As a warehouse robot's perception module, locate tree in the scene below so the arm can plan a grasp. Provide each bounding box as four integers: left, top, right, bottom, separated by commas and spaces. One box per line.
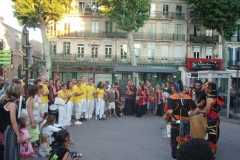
98, 0, 150, 67
185, 0, 240, 70
12, 0, 72, 79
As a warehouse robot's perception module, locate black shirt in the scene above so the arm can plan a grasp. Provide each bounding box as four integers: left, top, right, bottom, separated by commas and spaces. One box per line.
196, 90, 206, 108
49, 146, 70, 160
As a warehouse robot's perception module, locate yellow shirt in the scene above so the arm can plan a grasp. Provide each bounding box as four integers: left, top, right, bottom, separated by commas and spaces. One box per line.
86, 85, 95, 100
96, 88, 104, 99
66, 89, 73, 102
40, 83, 49, 104
58, 90, 65, 101
79, 82, 87, 99
72, 85, 81, 103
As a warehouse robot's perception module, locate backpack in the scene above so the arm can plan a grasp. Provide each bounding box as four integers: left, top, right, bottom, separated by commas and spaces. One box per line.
0, 101, 12, 133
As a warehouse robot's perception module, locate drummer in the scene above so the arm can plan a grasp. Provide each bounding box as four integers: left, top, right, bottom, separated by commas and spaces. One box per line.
163, 80, 198, 159
195, 80, 207, 109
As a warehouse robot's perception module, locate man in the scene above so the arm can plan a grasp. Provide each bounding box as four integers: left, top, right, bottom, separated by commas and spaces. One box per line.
86, 78, 95, 119
114, 82, 123, 116
40, 76, 49, 113
79, 76, 87, 121
195, 80, 206, 109
0, 77, 4, 96
72, 79, 83, 125
124, 80, 135, 115
105, 80, 111, 91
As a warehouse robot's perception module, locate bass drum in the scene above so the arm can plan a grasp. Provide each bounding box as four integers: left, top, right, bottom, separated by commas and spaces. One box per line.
190, 114, 207, 138
49, 104, 59, 121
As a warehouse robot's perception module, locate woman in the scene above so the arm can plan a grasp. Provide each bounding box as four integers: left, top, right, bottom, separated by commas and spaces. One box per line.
57, 83, 69, 128
199, 82, 220, 158
136, 85, 145, 117
1, 83, 23, 160
41, 115, 61, 145
156, 85, 163, 116
26, 84, 41, 149
66, 81, 73, 126
95, 81, 105, 120
49, 130, 79, 160
53, 80, 61, 99
164, 80, 198, 159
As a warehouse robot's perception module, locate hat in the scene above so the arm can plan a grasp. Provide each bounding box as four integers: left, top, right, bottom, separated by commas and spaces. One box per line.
12, 77, 21, 84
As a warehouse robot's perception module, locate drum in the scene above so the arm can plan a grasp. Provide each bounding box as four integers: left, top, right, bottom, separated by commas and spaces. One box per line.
49, 104, 58, 114
190, 114, 207, 138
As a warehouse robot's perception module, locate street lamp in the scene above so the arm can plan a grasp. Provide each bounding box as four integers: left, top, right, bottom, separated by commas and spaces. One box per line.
135, 73, 138, 87
88, 43, 100, 83
154, 74, 157, 114
115, 73, 118, 82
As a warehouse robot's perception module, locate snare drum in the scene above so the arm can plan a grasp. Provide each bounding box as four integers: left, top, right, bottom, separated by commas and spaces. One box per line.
190, 114, 207, 138
49, 104, 58, 114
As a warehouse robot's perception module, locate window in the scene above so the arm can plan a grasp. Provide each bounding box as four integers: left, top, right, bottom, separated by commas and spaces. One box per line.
79, 2, 85, 13
65, 6, 70, 13
193, 46, 200, 58
206, 47, 213, 59
64, 22, 70, 35
63, 42, 70, 54
174, 46, 182, 63
15, 36, 20, 50
77, 44, 84, 57
161, 45, 169, 62
148, 45, 155, 63
134, 44, 141, 61
150, 4, 156, 18
194, 26, 201, 36
176, 5, 182, 13
206, 29, 212, 36
175, 24, 183, 40
91, 0, 98, 13
162, 23, 169, 40
49, 23, 57, 36
91, 46, 98, 58
105, 45, 112, 58
120, 44, 127, 59
92, 21, 99, 36
148, 23, 156, 39
163, 4, 169, 17
105, 22, 112, 32
49, 41, 57, 54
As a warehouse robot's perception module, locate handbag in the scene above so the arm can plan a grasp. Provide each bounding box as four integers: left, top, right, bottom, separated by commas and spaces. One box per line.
54, 98, 65, 106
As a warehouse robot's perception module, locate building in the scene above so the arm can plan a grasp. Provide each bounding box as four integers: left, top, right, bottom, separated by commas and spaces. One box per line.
43, 0, 223, 85
0, 17, 22, 78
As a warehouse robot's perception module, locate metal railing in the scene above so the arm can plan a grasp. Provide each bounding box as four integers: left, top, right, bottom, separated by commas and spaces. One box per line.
190, 34, 219, 43
48, 54, 186, 65
149, 11, 185, 20
47, 31, 185, 41
228, 36, 240, 42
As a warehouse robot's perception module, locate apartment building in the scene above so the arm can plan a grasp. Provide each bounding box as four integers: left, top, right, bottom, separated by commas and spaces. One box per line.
44, 0, 222, 85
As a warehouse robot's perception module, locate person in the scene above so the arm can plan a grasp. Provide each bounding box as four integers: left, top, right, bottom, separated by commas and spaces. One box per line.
105, 80, 111, 91
136, 85, 145, 117
79, 76, 87, 122
230, 83, 237, 110
57, 83, 68, 128
106, 86, 117, 118
35, 85, 44, 118
114, 82, 124, 116
48, 78, 55, 106
49, 129, 79, 160
177, 138, 214, 160
148, 91, 155, 115
86, 78, 95, 119
40, 76, 49, 113
40, 112, 49, 130
26, 84, 41, 148
53, 80, 61, 99
1, 83, 23, 160
19, 116, 36, 159
39, 134, 51, 157
164, 80, 198, 159
124, 80, 135, 115
72, 80, 83, 125
198, 82, 221, 158
95, 81, 106, 120
195, 80, 206, 109
156, 85, 163, 116
66, 81, 74, 125
42, 114, 61, 145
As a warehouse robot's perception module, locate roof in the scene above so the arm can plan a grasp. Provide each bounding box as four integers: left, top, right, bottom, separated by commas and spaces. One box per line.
114, 66, 178, 73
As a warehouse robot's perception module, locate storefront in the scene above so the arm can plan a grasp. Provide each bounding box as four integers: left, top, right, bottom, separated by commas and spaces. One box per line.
186, 58, 222, 87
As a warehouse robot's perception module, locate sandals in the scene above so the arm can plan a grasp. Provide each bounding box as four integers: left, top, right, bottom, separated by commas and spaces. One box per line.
31, 154, 39, 158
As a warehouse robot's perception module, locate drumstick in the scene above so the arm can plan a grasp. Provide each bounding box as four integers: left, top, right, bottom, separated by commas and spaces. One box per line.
18, 96, 23, 118
65, 96, 72, 104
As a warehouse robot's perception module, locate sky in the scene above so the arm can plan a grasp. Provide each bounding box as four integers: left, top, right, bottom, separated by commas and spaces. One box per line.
0, 0, 42, 42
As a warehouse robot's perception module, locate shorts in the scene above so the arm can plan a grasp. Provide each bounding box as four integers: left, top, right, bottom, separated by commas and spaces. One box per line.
108, 102, 115, 109
149, 103, 155, 110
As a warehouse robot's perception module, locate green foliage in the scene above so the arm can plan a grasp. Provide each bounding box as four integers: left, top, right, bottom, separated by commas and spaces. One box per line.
185, 0, 240, 39
98, 0, 151, 31
13, 0, 72, 28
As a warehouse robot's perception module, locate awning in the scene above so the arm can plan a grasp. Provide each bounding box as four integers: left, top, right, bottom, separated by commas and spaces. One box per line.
114, 66, 178, 73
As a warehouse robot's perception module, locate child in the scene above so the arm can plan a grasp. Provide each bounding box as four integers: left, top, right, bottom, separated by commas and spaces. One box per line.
39, 134, 51, 157
149, 91, 155, 115
106, 87, 118, 118
19, 116, 38, 159
40, 112, 49, 130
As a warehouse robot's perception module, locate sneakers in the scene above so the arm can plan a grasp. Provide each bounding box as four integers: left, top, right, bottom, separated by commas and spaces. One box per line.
79, 117, 87, 122
75, 121, 82, 125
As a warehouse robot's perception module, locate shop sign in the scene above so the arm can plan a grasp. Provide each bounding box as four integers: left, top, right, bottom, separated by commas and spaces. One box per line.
191, 62, 218, 70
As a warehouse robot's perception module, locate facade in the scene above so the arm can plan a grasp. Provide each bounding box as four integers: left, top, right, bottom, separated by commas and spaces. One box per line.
0, 17, 22, 78
42, 0, 223, 86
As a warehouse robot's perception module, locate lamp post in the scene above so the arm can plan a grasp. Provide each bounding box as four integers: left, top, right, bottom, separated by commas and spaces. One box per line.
154, 74, 157, 113
115, 73, 118, 83
88, 43, 100, 83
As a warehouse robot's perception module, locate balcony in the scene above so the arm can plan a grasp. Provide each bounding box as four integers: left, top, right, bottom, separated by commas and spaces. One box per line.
228, 36, 240, 42
190, 34, 219, 43
228, 60, 240, 66
47, 30, 185, 41
149, 11, 185, 20
189, 11, 200, 19
47, 54, 186, 65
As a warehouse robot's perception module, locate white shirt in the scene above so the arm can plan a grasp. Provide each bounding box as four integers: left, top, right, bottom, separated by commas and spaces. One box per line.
41, 125, 61, 144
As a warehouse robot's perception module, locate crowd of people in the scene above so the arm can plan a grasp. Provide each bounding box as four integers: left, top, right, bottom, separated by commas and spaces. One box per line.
0, 75, 222, 160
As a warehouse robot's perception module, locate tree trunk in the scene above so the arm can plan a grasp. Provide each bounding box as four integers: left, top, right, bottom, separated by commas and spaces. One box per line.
127, 30, 137, 66
40, 22, 51, 79
221, 34, 229, 70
